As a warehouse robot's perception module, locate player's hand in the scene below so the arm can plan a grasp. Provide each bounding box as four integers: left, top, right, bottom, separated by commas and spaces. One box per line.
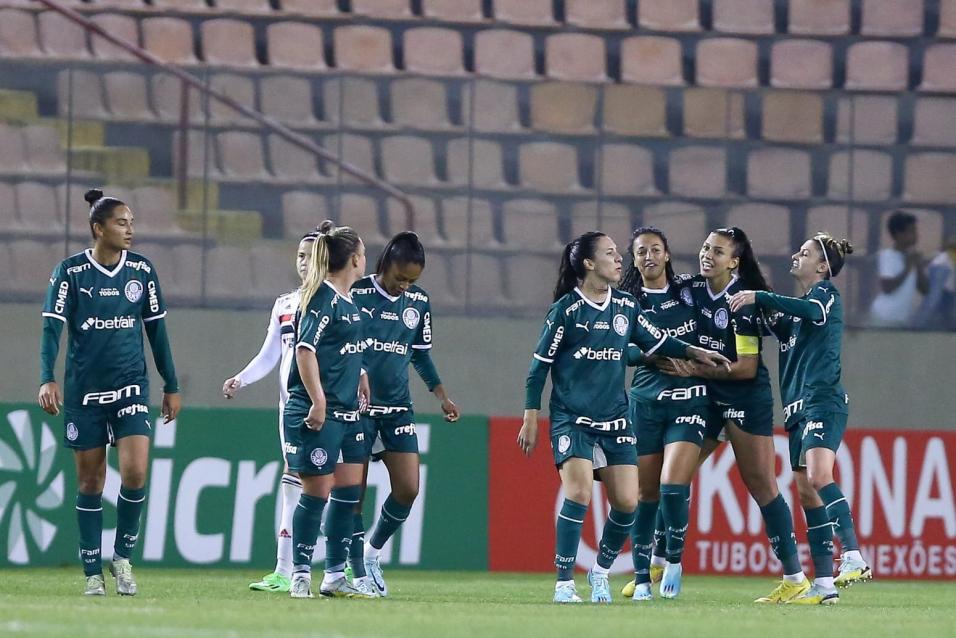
304, 403, 325, 432
517, 410, 538, 457
728, 290, 757, 313
222, 376, 241, 399
688, 346, 732, 372
441, 397, 460, 422
38, 382, 61, 416
162, 392, 181, 423
357, 374, 370, 413
661, 358, 698, 378
655, 357, 682, 375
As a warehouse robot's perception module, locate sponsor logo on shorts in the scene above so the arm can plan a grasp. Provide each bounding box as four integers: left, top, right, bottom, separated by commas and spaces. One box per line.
355, 432, 365, 442
66, 422, 78, 441
394, 424, 416, 436
367, 405, 409, 417
675, 414, 707, 428
283, 442, 298, 455
99, 288, 119, 297
613, 314, 629, 336
332, 410, 361, 423
575, 416, 628, 432
402, 307, 421, 330
125, 280, 144, 304
714, 308, 729, 330
54, 281, 69, 315
723, 408, 746, 421
803, 421, 824, 439
557, 434, 571, 454
656, 385, 707, 401
616, 435, 637, 445
784, 399, 804, 421
573, 347, 622, 361
117, 403, 149, 419
81, 315, 136, 331
82, 384, 142, 406
310, 448, 328, 468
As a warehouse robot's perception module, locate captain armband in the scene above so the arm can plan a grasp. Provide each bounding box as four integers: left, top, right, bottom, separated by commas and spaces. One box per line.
734, 334, 759, 356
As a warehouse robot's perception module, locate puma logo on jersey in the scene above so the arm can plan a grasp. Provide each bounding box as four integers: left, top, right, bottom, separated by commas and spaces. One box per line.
643, 307, 657, 315
575, 321, 590, 332
309, 309, 320, 317
361, 308, 374, 318
80, 287, 94, 298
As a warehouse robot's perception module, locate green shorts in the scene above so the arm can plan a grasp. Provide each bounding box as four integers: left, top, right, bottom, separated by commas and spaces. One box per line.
283, 405, 364, 475
705, 399, 775, 440
364, 407, 418, 457
630, 399, 708, 456
63, 398, 152, 450
549, 408, 637, 469
788, 411, 848, 470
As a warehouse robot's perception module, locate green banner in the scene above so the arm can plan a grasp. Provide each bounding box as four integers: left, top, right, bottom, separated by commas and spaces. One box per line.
0, 405, 488, 570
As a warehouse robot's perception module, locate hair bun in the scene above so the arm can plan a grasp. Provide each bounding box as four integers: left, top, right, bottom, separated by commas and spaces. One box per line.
84, 188, 104, 205
317, 219, 335, 234
839, 239, 854, 256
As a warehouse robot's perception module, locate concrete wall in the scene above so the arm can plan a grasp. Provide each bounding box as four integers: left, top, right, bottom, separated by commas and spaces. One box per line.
5, 302, 954, 429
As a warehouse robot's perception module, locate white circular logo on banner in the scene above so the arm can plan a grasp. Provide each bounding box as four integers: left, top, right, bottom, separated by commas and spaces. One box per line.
402, 307, 421, 330
310, 448, 328, 468
715, 308, 729, 330
124, 280, 143, 303
612, 314, 629, 336
558, 435, 571, 454
66, 422, 78, 441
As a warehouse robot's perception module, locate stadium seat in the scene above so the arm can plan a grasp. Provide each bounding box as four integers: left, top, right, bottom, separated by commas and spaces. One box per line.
603, 85, 669, 137
446, 138, 509, 190
696, 38, 758, 88
279, 0, 340, 16
217, 131, 269, 180
267, 21, 327, 70
0, 183, 17, 230
104, 72, 154, 121
762, 91, 824, 143
879, 207, 944, 253
172, 130, 221, 179
217, 0, 275, 13
38, 11, 91, 59
269, 134, 328, 183
250, 242, 298, 300
620, 36, 684, 86
10, 240, 63, 293
415, 252, 458, 310
152, 0, 210, 9
165, 244, 201, 298
281, 190, 330, 237
381, 136, 441, 186
640, 201, 707, 255
142, 17, 197, 65
260, 75, 320, 126
391, 78, 455, 130
474, 30, 536, 79
912, 98, 956, 147
0, 10, 42, 58
334, 25, 395, 73
725, 203, 792, 256
683, 88, 745, 139
501, 198, 562, 250
788, 0, 850, 35
22, 125, 65, 174
712, 0, 775, 34
518, 142, 583, 193
903, 153, 956, 203
14, 182, 62, 232
352, 0, 412, 18
57, 70, 108, 120
668, 146, 726, 198
57, 182, 96, 236
206, 245, 255, 301
441, 196, 498, 247
806, 205, 869, 256
827, 149, 893, 202
0, 125, 27, 174
570, 202, 632, 245
845, 42, 909, 91
861, 0, 923, 37
493, 0, 556, 26
460, 80, 522, 131
746, 148, 811, 200
598, 144, 658, 196
324, 133, 377, 184
132, 186, 180, 234
201, 19, 258, 67
637, 0, 700, 31
565, 0, 629, 30
386, 196, 443, 246
920, 44, 956, 92
836, 96, 898, 144
940, 0, 956, 37
530, 82, 597, 134
322, 78, 384, 127
503, 254, 557, 310
89, 13, 139, 62
770, 39, 833, 89
403, 28, 466, 76
546, 33, 607, 82
339, 193, 386, 245
450, 252, 507, 307
151, 72, 204, 122
423, 0, 484, 22
208, 73, 256, 123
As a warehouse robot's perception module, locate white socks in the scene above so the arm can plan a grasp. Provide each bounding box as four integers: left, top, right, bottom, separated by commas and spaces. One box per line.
275, 474, 302, 579
364, 540, 381, 560
783, 572, 807, 584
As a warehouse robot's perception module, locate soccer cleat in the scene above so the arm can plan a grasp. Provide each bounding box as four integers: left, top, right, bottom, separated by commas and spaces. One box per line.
835, 558, 872, 588
660, 562, 682, 599
630, 582, 653, 602
553, 581, 582, 604
320, 575, 377, 599
289, 575, 314, 599
786, 583, 840, 605
364, 556, 388, 597
344, 564, 354, 584
249, 571, 291, 592
587, 569, 611, 604
109, 558, 137, 596
352, 577, 380, 598
754, 578, 811, 604
621, 564, 664, 598
84, 574, 106, 596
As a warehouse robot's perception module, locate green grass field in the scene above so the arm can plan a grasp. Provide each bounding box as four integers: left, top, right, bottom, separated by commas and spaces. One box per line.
0, 569, 952, 638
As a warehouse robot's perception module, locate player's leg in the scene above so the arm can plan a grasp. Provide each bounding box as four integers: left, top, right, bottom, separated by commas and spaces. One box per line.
628, 451, 661, 601
321, 460, 373, 598
345, 460, 369, 589
589, 436, 638, 604
111, 433, 150, 595
74, 446, 107, 596
364, 451, 418, 597
554, 455, 593, 603
657, 438, 701, 599
789, 464, 839, 606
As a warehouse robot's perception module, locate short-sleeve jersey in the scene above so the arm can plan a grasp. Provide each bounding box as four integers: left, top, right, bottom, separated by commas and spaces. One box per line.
687, 275, 772, 406
273, 290, 300, 407
287, 281, 364, 416
351, 275, 432, 410
767, 281, 849, 428
532, 287, 686, 422
42, 249, 167, 409
630, 277, 708, 405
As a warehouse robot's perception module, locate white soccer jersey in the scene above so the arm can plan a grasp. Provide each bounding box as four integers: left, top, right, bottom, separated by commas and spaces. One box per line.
236, 289, 300, 409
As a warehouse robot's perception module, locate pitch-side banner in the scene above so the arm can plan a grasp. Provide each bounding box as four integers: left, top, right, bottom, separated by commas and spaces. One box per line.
488, 418, 956, 580
0, 405, 487, 569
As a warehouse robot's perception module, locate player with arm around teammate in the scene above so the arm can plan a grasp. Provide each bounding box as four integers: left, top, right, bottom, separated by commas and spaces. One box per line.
729, 233, 869, 603
517, 231, 730, 604
38, 189, 180, 596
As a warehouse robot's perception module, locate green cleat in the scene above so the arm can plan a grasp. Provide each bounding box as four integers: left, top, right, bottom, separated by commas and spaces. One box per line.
249, 571, 291, 593
84, 574, 106, 596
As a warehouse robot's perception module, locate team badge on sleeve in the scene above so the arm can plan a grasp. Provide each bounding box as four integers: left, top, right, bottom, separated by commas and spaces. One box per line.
714, 308, 729, 329
124, 280, 144, 303
613, 314, 629, 336
310, 448, 328, 468
681, 287, 694, 306
402, 307, 421, 330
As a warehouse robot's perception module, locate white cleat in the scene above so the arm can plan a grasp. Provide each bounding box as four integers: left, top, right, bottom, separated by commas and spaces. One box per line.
109, 559, 137, 596
320, 575, 377, 599
352, 576, 380, 598
660, 562, 682, 599
553, 581, 582, 603
631, 582, 653, 601
84, 574, 106, 596
364, 556, 388, 597
289, 575, 314, 599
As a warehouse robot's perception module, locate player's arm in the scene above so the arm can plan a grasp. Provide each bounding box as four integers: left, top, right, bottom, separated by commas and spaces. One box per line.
729, 289, 825, 323
296, 302, 329, 431
520, 306, 563, 456
39, 264, 69, 416
411, 305, 459, 422
142, 270, 180, 422
224, 299, 283, 398
630, 310, 731, 370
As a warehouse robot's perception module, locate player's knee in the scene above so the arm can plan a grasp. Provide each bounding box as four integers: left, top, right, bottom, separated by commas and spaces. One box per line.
393, 483, 419, 505
77, 475, 105, 494
564, 487, 591, 505
806, 468, 833, 492
638, 484, 660, 503
741, 470, 777, 505
614, 494, 639, 513
795, 479, 819, 508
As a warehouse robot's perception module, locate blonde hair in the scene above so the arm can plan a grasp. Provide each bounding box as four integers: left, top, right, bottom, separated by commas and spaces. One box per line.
812, 232, 854, 279
298, 220, 361, 315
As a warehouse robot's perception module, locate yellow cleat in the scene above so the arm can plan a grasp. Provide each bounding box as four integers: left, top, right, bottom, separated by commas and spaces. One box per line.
754, 578, 811, 604
786, 584, 839, 605
621, 565, 664, 597
834, 559, 872, 588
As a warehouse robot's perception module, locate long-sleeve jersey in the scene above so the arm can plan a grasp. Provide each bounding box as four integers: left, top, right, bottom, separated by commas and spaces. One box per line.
234, 289, 299, 408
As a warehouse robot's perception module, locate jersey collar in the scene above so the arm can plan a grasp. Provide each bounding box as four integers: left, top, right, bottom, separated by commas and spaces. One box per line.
574, 286, 612, 311
323, 279, 354, 304
84, 249, 127, 278
706, 274, 738, 301
371, 275, 400, 302
641, 283, 670, 294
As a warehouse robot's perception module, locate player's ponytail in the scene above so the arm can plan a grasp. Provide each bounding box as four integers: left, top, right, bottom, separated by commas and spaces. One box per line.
620, 226, 676, 295
715, 226, 771, 292
554, 231, 605, 302
813, 232, 854, 279
298, 220, 363, 315
377, 231, 425, 275
85, 188, 126, 240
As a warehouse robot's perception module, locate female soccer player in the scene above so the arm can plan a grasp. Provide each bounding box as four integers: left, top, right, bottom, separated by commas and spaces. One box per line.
284, 220, 371, 599
664, 227, 810, 603
618, 227, 707, 600
349, 232, 460, 597
222, 232, 315, 593
729, 233, 869, 603
518, 231, 730, 604
38, 189, 180, 596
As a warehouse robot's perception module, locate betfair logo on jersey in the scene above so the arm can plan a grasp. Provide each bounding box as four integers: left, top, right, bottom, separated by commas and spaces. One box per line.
575, 416, 628, 432
81, 315, 136, 331
117, 403, 149, 419
573, 347, 622, 361
370, 339, 408, 355
656, 385, 707, 401
338, 340, 368, 355
82, 384, 142, 406
698, 335, 726, 351
780, 334, 798, 353
662, 319, 696, 338
54, 281, 69, 315
675, 414, 707, 428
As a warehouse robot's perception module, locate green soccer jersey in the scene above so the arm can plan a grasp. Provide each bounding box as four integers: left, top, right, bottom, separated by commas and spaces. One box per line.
351, 275, 437, 411
630, 276, 708, 405
287, 281, 365, 416
526, 287, 688, 422
758, 281, 849, 429
41, 249, 173, 409
687, 275, 773, 405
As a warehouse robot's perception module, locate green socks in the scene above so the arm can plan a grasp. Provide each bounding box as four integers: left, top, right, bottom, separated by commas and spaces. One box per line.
759, 494, 802, 576
325, 485, 363, 574
292, 493, 327, 575
652, 508, 668, 560
819, 482, 860, 552
350, 511, 367, 578
805, 505, 834, 579
660, 484, 690, 564
113, 485, 146, 560
596, 508, 636, 570
369, 494, 413, 551
555, 499, 587, 581
631, 500, 659, 584
76, 492, 103, 577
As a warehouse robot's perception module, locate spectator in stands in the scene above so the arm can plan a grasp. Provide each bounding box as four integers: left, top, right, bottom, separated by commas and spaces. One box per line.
913, 236, 956, 331
869, 211, 928, 328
